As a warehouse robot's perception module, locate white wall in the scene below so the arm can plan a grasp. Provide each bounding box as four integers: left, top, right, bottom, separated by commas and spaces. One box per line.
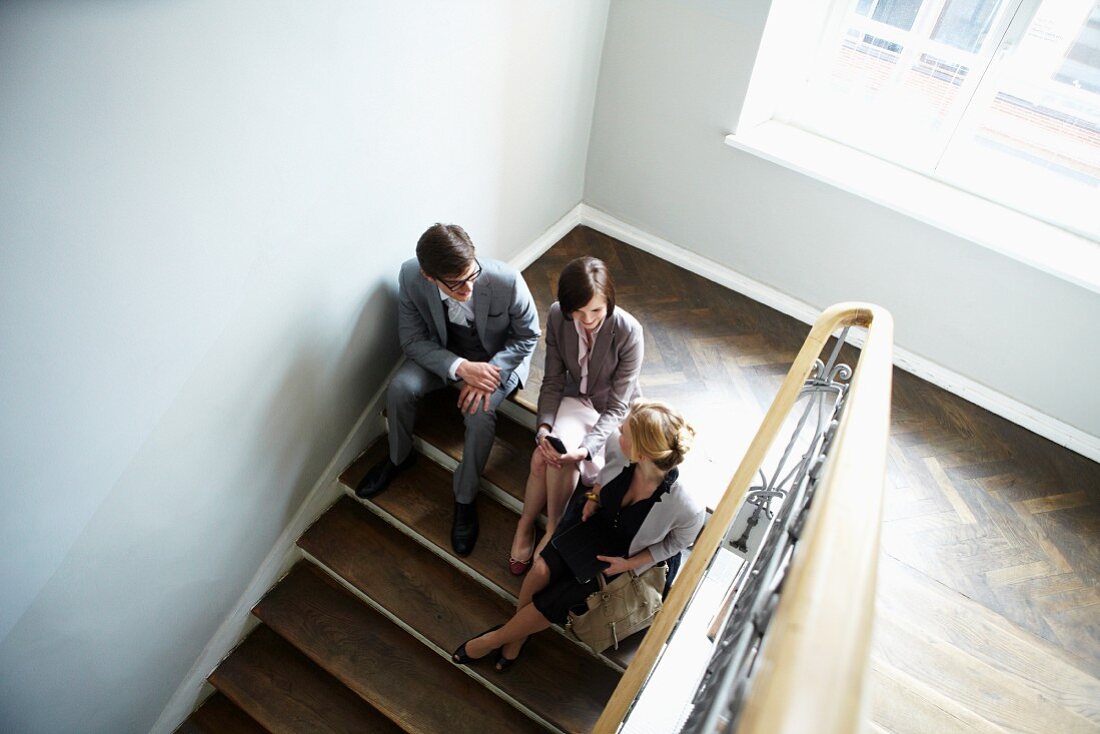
585, 0, 1100, 441
0, 2, 608, 731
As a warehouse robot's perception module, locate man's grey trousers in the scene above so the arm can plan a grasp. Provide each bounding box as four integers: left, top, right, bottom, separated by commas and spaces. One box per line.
386, 360, 519, 504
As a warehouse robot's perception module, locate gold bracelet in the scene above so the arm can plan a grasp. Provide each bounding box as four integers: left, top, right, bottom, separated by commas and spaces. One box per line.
585, 491, 600, 505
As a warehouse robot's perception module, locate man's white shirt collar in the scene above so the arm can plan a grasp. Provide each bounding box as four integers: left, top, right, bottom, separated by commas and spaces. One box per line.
439, 288, 475, 326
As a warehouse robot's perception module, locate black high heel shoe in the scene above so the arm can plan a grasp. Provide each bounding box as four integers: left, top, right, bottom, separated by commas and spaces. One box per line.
451, 625, 502, 665
495, 636, 529, 672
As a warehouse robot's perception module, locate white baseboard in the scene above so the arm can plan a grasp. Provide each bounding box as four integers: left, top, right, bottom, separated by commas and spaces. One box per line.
578, 204, 1100, 465
510, 202, 586, 271
579, 204, 821, 326
150, 370, 394, 734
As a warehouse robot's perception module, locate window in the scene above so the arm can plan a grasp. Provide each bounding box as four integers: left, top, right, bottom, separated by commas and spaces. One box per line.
778, 0, 1100, 239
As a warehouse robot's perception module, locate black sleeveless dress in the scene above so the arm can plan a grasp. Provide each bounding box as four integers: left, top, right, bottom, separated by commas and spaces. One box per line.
532, 465, 676, 624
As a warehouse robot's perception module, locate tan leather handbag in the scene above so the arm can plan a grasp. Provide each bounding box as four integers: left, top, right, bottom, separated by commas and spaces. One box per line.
565, 564, 667, 654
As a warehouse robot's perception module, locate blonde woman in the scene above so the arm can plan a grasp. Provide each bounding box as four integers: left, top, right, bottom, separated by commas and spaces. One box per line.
454, 400, 704, 671
508, 256, 643, 575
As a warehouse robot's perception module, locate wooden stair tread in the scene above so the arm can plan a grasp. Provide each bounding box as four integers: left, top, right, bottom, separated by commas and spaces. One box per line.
509, 389, 538, 415
369, 439, 642, 669
300, 496, 622, 733
177, 692, 269, 734
343, 438, 535, 599
414, 395, 533, 503
255, 562, 544, 734
209, 624, 402, 734
339, 440, 644, 669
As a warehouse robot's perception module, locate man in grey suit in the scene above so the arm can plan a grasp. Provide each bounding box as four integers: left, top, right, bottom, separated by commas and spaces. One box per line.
356, 223, 539, 556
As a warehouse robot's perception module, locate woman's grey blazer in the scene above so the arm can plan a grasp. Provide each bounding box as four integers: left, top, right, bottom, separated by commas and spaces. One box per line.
536, 302, 644, 458
597, 430, 706, 574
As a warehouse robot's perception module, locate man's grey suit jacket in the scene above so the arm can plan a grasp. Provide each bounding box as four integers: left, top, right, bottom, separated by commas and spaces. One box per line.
397, 257, 540, 387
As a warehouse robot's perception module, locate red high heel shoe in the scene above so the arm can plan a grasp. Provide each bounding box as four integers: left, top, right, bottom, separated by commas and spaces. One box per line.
508, 556, 532, 576
508, 527, 536, 576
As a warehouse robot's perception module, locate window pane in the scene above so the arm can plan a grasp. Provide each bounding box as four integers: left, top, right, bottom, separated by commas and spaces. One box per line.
1054, 2, 1100, 93
931, 0, 1001, 52
800, 0, 1005, 164
832, 30, 905, 96
869, 0, 924, 31
939, 0, 1100, 237
900, 52, 971, 117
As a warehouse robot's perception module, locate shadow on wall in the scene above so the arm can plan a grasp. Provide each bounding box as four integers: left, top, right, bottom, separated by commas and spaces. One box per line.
250, 284, 402, 530
153, 267, 406, 734
0, 277, 403, 734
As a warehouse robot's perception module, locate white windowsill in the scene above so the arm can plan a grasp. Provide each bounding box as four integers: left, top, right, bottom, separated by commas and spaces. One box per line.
724, 121, 1100, 295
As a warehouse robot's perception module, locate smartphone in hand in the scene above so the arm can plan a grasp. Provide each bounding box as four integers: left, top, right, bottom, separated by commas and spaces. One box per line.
545, 434, 567, 454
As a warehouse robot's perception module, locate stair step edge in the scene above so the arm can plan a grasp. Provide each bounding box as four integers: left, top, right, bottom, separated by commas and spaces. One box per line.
295, 552, 566, 734
410, 434, 528, 517
335, 439, 640, 670
209, 625, 404, 734
331, 489, 627, 675
344, 489, 517, 606
501, 398, 537, 429
178, 691, 270, 734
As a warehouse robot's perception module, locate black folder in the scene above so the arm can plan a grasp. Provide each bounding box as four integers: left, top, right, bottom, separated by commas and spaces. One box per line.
551, 520, 610, 584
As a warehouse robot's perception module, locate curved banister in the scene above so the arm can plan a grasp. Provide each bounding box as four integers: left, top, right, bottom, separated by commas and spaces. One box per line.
593, 302, 893, 734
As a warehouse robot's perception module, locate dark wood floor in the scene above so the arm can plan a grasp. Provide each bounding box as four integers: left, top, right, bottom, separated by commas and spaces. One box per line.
520, 226, 1100, 733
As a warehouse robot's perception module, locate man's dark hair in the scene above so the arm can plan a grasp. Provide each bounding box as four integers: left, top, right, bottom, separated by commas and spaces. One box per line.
416, 223, 476, 278
558, 256, 616, 319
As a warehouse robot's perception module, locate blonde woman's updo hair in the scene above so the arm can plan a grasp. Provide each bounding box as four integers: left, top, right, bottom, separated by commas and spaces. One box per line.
625, 399, 695, 472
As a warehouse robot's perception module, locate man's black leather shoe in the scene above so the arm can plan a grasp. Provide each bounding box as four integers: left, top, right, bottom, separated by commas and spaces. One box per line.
355, 453, 416, 499
452, 500, 479, 556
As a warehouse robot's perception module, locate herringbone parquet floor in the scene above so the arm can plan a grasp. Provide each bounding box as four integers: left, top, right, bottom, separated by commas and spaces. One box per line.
521, 226, 1100, 733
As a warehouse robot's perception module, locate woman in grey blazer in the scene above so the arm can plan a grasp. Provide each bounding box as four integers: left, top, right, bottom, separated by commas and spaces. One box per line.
454, 400, 704, 670
508, 256, 644, 575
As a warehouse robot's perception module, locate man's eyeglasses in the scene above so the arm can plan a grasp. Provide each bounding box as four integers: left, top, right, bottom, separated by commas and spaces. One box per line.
436, 260, 482, 291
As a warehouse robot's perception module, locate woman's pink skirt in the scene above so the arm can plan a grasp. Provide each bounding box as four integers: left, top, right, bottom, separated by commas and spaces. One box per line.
552, 396, 605, 486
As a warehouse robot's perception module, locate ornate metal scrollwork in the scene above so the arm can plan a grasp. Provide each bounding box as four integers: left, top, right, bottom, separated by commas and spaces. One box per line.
680, 328, 853, 734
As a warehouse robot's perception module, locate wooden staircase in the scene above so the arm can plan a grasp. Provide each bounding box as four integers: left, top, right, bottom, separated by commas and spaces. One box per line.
178, 396, 642, 733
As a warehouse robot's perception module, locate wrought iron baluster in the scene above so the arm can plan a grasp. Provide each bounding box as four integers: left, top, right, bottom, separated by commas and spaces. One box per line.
679, 329, 854, 734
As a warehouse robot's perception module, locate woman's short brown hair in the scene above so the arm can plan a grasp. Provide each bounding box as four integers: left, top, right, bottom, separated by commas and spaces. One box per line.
416, 223, 476, 278
557, 256, 615, 319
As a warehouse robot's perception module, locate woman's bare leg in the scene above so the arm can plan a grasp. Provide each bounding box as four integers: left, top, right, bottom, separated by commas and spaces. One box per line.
509, 450, 548, 562
498, 557, 554, 661
461, 558, 553, 661
516, 556, 551, 609
463, 603, 552, 660
534, 462, 580, 557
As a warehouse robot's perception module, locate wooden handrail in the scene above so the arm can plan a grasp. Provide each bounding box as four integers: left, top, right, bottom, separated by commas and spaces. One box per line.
593, 302, 893, 734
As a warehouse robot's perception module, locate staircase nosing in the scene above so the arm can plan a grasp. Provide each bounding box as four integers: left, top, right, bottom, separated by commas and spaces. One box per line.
181, 690, 272, 734
381, 395, 542, 514
344, 489, 519, 607
201, 681, 260, 733
409, 434, 530, 517
210, 623, 406, 734
206, 616, 263, 688
204, 628, 307, 731
500, 398, 538, 429
341, 488, 628, 675
296, 551, 565, 734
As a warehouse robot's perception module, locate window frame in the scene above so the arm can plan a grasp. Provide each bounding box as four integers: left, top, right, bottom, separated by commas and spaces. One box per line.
728, 0, 1100, 292
763, 0, 1098, 241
